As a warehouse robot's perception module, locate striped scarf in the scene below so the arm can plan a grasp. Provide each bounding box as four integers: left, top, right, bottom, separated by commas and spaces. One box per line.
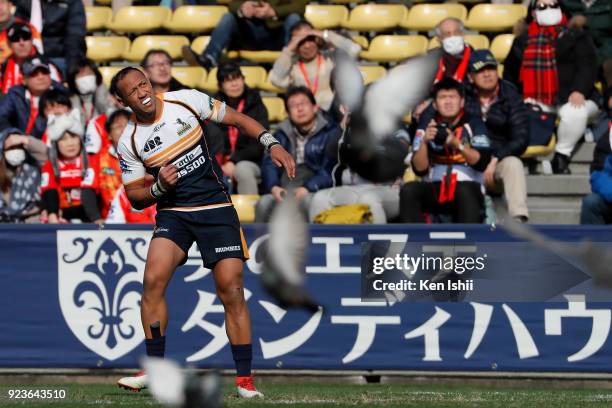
519, 17, 567, 106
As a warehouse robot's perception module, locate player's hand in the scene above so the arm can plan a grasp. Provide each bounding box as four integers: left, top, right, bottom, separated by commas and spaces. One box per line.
293, 186, 309, 202
271, 186, 286, 203
270, 144, 296, 179
424, 120, 437, 142
484, 157, 498, 189
143, 173, 155, 187
158, 159, 179, 190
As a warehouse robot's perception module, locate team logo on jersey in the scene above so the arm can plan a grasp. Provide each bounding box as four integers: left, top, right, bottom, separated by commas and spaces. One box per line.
175, 118, 192, 136
144, 136, 163, 153
153, 122, 166, 133
57, 231, 148, 360
117, 154, 131, 174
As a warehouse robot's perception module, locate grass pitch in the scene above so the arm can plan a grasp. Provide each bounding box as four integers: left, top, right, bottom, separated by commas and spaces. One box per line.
1, 381, 612, 407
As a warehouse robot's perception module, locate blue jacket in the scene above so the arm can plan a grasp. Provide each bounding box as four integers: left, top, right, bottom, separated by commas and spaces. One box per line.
262, 111, 340, 193
591, 155, 612, 203
0, 81, 64, 140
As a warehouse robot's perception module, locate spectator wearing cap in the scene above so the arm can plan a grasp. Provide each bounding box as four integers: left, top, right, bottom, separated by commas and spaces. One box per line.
505, 0, 599, 174
0, 57, 65, 141
0, 22, 61, 94
66, 57, 111, 126
269, 20, 361, 111
141, 49, 187, 95
205, 62, 268, 194
466, 50, 530, 222
0, 0, 41, 65
182, 0, 306, 69
14, 0, 86, 75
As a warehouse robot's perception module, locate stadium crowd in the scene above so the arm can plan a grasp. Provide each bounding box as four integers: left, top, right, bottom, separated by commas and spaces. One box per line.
0, 0, 610, 225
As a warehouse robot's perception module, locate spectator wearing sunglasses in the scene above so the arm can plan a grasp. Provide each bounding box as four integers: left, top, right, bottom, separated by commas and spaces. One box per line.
505, 0, 598, 174
0, 22, 60, 95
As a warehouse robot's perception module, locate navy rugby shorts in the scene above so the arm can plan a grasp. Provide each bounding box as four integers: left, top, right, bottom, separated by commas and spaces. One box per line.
152, 204, 249, 269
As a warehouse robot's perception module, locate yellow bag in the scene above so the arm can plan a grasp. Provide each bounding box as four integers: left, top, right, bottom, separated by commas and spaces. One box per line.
313, 204, 373, 224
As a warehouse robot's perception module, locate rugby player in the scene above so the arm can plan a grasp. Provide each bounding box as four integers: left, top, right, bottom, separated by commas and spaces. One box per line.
112, 67, 295, 398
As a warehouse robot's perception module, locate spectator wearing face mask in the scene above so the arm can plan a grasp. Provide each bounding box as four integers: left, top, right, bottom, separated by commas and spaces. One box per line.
39, 108, 101, 224
0, 128, 47, 222
269, 20, 361, 111
141, 49, 187, 95
0, 22, 61, 94
505, 0, 598, 174
67, 57, 111, 125
0, 57, 65, 140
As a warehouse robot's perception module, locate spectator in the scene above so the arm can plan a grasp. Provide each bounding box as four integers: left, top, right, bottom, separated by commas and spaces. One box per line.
205, 62, 267, 194
105, 185, 156, 224
40, 110, 101, 224
400, 78, 491, 223
255, 86, 340, 222
0, 57, 64, 139
269, 20, 361, 110
141, 49, 187, 94
0, 22, 61, 94
0, 128, 47, 222
0, 1, 42, 65
466, 50, 530, 222
14, 0, 87, 75
504, 0, 598, 174
83, 94, 122, 155
580, 88, 612, 224
98, 109, 130, 220
182, 0, 306, 69
66, 57, 111, 125
561, 0, 612, 88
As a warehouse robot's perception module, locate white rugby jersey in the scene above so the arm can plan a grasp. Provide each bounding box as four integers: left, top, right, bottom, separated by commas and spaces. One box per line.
116, 89, 232, 211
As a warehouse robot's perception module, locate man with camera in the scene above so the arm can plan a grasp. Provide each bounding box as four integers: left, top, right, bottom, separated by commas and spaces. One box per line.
400, 78, 491, 223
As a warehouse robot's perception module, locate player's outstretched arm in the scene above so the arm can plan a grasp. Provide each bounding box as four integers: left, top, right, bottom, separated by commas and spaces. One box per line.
124, 162, 178, 210
222, 107, 296, 179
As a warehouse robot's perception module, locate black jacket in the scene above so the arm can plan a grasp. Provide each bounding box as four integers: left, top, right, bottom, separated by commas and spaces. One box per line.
15, 0, 86, 66
464, 79, 529, 160
504, 27, 598, 104
168, 77, 188, 92
205, 86, 268, 164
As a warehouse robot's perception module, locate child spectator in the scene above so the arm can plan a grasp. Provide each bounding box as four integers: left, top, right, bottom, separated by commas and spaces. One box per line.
0, 128, 47, 222
40, 111, 101, 223
66, 57, 111, 125
269, 20, 361, 110
98, 109, 129, 219
205, 62, 267, 194
0, 22, 61, 93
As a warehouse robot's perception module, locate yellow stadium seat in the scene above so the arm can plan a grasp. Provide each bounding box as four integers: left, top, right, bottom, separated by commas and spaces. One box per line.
401, 4, 468, 32
86, 36, 130, 63
123, 35, 189, 62
171, 66, 207, 89
107, 6, 171, 33
351, 35, 369, 50
262, 97, 287, 123
498, 64, 504, 77
96, 0, 111, 4
231, 194, 260, 223
342, 4, 408, 32
259, 73, 286, 94
238, 50, 281, 64
164, 6, 228, 33
86, 7, 111, 32
429, 34, 490, 50
490, 34, 515, 62
99, 66, 128, 88
129, 36, 190, 63
329, 0, 365, 4
360, 35, 428, 63
358, 65, 386, 85
522, 135, 556, 159
305, 5, 348, 30
197, 70, 216, 94
465, 4, 527, 32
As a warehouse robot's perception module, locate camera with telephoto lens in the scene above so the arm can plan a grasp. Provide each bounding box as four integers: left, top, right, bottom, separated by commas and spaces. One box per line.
434, 122, 450, 146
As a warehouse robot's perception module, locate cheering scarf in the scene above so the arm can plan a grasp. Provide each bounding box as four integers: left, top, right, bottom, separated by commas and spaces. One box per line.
519, 16, 567, 106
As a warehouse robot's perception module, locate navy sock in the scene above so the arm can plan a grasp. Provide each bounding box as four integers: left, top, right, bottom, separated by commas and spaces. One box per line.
231, 343, 252, 377
145, 336, 166, 358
